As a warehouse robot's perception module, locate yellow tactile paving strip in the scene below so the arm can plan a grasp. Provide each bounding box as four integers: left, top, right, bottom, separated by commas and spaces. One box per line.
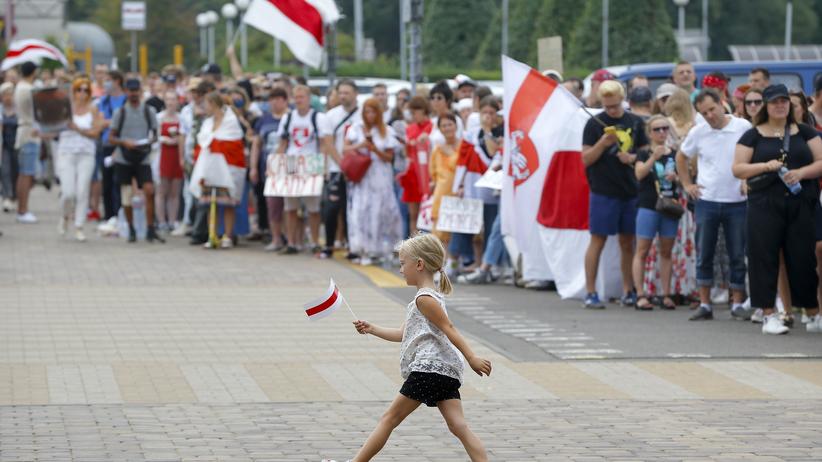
0, 364, 50, 405
766, 361, 822, 389
635, 362, 771, 400
113, 362, 197, 404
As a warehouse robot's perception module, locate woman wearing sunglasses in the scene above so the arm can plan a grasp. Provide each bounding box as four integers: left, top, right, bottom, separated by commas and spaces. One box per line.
632, 115, 681, 310
741, 88, 765, 123
56, 77, 103, 241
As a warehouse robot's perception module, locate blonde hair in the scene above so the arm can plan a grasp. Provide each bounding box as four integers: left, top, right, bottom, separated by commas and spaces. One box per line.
396, 233, 452, 295
598, 80, 625, 98
663, 88, 694, 126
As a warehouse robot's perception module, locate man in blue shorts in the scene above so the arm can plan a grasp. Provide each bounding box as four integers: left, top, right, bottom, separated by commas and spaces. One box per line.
581, 80, 648, 309
13, 61, 41, 224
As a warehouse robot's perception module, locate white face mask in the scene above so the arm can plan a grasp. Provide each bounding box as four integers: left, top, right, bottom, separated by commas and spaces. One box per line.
403, 109, 411, 121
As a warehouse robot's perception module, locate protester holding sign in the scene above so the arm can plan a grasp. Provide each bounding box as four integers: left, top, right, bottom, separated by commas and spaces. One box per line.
272, 84, 329, 255
344, 98, 402, 265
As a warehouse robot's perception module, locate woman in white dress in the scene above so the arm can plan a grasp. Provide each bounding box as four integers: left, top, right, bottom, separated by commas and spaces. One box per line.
56, 77, 103, 241
344, 98, 402, 264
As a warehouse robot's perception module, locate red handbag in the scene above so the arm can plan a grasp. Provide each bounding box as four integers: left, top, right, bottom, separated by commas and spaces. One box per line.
340, 150, 372, 183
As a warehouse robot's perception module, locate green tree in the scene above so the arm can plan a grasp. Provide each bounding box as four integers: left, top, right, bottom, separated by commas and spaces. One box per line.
567, 0, 677, 70
336, 0, 401, 57
422, 0, 497, 68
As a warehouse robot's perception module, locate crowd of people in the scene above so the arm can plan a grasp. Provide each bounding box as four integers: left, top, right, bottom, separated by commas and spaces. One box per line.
1, 52, 821, 335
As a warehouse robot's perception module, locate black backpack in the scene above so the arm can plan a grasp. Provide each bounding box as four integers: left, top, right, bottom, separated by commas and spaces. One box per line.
280, 109, 320, 151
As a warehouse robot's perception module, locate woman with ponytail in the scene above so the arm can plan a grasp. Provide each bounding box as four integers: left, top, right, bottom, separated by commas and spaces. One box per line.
350, 233, 492, 461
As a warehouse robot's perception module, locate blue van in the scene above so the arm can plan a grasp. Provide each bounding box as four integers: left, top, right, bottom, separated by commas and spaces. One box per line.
589, 60, 822, 96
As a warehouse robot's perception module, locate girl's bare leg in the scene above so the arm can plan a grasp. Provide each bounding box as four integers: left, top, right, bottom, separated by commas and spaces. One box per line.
352, 394, 420, 462
437, 399, 488, 462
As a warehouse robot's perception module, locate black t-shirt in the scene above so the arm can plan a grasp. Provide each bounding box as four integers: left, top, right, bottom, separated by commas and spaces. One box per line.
145, 95, 165, 113
582, 111, 648, 199
636, 148, 678, 210
737, 123, 820, 200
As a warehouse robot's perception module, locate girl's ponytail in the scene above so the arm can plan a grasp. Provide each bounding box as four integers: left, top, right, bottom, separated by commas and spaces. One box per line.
438, 268, 453, 295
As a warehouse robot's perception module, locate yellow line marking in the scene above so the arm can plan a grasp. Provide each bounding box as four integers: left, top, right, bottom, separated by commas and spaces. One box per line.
348, 263, 406, 287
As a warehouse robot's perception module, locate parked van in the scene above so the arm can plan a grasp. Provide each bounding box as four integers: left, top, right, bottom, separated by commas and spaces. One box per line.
586, 60, 822, 96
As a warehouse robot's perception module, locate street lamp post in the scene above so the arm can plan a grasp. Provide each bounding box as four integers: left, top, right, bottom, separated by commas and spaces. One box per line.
222, 3, 238, 52
784, 0, 793, 59
673, 0, 689, 39
196, 13, 208, 57
235, 0, 250, 67
205, 10, 218, 63
601, 0, 608, 67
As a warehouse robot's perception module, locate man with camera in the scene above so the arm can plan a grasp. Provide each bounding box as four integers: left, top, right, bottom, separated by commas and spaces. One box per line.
108, 78, 163, 243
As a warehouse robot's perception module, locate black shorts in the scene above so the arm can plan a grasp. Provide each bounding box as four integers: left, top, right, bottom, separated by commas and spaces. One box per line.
815, 200, 822, 242
115, 162, 153, 187
400, 371, 461, 407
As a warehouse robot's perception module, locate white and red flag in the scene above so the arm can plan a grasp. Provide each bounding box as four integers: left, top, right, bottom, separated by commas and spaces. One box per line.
1, 39, 68, 71
243, 0, 340, 68
501, 56, 621, 300
304, 278, 344, 320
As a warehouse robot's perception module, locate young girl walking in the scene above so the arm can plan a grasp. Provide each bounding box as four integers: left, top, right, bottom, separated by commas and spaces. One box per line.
351, 233, 492, 461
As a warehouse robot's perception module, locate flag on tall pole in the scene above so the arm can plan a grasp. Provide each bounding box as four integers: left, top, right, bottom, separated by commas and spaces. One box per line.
242, 0, 340, 68
1, 39, 68, 71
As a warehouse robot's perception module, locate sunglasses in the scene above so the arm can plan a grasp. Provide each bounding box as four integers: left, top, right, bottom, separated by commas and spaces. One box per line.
74, 87, 91, 93
744, 99, 763, 106
652, 126, 670, 133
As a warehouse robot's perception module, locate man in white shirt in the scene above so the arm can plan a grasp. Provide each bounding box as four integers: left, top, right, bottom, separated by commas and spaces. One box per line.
320, 79, 360, 258
677, 88, 752, 321
274, 84, 331, 254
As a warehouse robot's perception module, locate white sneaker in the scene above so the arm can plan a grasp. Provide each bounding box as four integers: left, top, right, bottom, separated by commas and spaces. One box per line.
75, 229, 86, 242
750, 308, 764, 324
16, 212, 37, 224
57, 217, 67, 235
711, 287, 729, 305
762, 314, 789, 335
806, 314, 822, 333
170, 223, 188, 237
220, 236, 233, 249
359, 256, 373, 266
2, 198, 14, 212
801, 311, 810, 324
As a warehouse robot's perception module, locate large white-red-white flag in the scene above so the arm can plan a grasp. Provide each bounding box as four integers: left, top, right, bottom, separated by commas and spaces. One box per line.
304, 278, 343, 320
502, 56, 621, 300
243, 0, 340, 68
1, 39, 68, 71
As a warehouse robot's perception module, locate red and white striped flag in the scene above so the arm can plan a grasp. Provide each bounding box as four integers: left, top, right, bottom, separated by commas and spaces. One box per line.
1, 39, 68, 71
502, 56, 622, 300
243, 0, 340, 69
304, 278, 343, 320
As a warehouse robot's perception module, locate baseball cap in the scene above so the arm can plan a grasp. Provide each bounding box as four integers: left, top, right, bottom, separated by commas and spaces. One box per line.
541, 69, 563, 82
162, 74, 177, 84
656, 83, 678, 100
201, 63, 222, 76
124, 78, 141, 90
454, 73, 476, 88
591, 69, 616, 82
628, 86, 652, 104
762, 84, 789, 103
186, 77, 203, 91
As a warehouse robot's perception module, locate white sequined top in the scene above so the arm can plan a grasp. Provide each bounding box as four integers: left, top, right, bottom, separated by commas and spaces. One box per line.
399, 288, 465, 383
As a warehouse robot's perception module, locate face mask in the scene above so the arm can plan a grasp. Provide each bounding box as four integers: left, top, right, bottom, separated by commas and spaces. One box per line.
103, 81, 112, 93
403, 109, 411, 120
233, 99, 245, 109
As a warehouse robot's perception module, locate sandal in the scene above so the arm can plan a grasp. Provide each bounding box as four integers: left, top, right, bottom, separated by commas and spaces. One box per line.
635, 295, 654, 311
660, 295, 677, 310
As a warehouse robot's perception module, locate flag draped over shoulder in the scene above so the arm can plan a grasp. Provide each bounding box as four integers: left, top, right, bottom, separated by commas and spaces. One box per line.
501, 56, 622, 300
1, 39, 68, 71
243, 0, 340, 68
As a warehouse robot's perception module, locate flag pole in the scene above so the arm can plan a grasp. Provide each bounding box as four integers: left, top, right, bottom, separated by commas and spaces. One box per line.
230, 12, 245, 48
339, 291, 370, 341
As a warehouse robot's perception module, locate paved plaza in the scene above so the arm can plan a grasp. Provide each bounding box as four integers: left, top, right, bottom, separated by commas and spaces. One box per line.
1, 190, 822, 461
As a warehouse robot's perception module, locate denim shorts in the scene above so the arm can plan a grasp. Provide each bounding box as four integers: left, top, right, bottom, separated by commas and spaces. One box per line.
16, 142, 39, 176
588, 192, 637, 236
636, 207, 679, 239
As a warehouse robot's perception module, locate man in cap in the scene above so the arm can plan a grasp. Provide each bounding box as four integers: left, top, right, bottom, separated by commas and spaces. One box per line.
201, 63, 222, 85
108, 78, 163, 243
454, 74, 477, 101
628, 86, 653, 120
587, 69, 616, 108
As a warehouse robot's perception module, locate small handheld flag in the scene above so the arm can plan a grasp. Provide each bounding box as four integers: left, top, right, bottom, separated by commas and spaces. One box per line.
304, 278, 343, 320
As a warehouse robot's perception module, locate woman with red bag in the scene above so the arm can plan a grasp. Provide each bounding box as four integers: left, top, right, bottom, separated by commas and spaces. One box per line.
398, 95, 433, 235
344, 98, 402, 265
